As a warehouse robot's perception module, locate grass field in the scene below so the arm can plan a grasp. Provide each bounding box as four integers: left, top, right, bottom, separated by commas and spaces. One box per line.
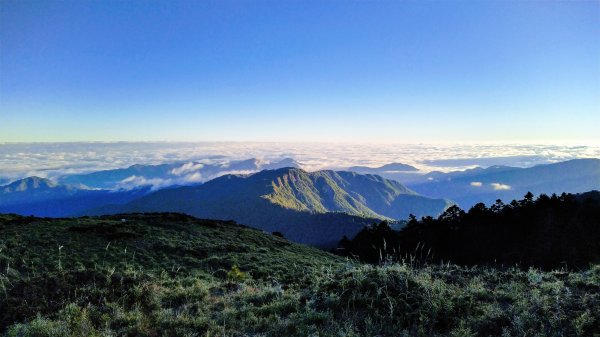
1, 213, 599, 336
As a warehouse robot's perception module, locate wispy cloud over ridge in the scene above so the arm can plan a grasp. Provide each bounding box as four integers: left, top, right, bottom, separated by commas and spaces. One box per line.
170, 162, 205, 176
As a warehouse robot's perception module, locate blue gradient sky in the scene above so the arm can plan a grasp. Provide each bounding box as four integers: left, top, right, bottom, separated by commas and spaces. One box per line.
1, 1, 599, 143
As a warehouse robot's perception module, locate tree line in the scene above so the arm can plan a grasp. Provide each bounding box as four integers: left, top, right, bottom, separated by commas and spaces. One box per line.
337, 191, 600, 269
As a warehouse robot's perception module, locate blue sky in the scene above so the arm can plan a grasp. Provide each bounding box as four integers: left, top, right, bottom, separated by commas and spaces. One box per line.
1, 1, 599, 143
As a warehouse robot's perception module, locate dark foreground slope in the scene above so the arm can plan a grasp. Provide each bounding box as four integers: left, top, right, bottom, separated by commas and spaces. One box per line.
0, 213, 338, 284
0, 213, 342, 332
0, 213, 599, 336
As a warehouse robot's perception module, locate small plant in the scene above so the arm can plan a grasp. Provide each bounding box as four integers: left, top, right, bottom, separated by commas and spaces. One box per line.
57, 245, 64, 272
227, 264, 247, 282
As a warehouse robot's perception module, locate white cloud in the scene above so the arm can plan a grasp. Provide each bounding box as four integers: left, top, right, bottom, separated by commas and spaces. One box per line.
211, 170, 256, 178
116, 175, 173, 191
116, 171, 214, 190
470, 181, 483, 187
170, 162, 204, 176
490, 183, 511, 190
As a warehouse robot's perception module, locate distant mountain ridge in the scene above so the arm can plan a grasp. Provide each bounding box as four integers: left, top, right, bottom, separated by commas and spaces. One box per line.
1, 177, 79, 206
59, 157, 302, 189
105, 167, 452, 247
2, 176, 61, 192
347, 162, 418, 174
406, 158, 600, 208
0, 177, 149, 217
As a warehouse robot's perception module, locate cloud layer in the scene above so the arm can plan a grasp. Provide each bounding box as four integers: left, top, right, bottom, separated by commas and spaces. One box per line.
1, 142, 599, 185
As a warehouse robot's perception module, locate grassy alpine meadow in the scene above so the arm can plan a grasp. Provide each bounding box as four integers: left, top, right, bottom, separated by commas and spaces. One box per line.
0, 213, 599, 337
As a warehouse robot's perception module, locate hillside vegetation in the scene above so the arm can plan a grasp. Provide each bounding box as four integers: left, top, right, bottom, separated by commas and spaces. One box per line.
1, 213, 599, 336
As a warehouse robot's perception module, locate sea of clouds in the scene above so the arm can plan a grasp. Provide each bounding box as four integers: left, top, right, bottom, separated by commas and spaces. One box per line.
1, 142, 599, 185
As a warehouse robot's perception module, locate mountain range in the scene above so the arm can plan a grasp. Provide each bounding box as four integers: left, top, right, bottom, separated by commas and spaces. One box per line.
101, 167, 451, 247
2, 158, 598, 247
0, 168, 451, 247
